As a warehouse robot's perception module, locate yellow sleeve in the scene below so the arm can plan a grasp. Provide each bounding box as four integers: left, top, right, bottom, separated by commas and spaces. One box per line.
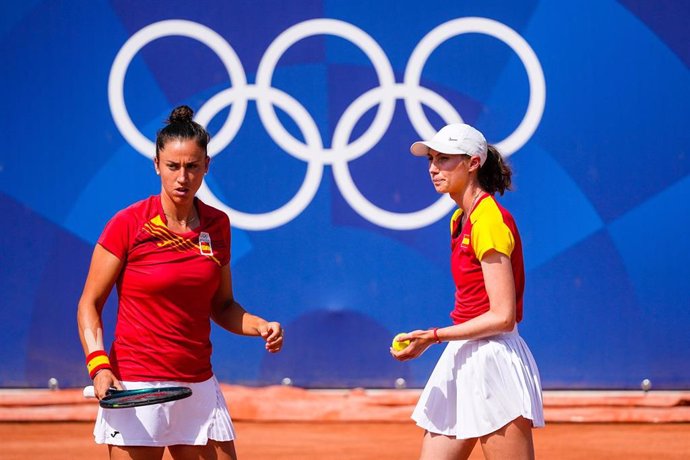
470, 200, 515, 260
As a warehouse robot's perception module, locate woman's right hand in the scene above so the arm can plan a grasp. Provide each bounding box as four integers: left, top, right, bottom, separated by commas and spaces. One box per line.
389, 329, 435, 361
92, 369, 123, 400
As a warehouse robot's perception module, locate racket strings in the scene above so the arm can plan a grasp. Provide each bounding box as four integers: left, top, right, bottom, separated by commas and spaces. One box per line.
101, 387, 192, 408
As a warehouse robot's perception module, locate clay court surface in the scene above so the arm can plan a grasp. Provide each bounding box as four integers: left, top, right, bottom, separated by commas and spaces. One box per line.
2, 421, 690, 459
1, 385, 689, 459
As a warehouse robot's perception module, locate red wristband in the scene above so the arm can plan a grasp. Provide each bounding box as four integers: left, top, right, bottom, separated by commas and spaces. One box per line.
86, 350, 112, 379
432, 327, 442, 344
85, 350, 107, 363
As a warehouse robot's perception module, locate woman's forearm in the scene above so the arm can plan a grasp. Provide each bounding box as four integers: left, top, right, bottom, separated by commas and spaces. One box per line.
211, 300, 268, 336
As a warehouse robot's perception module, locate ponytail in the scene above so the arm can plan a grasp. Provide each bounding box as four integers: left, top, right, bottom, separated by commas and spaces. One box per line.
477, 145, 512, 195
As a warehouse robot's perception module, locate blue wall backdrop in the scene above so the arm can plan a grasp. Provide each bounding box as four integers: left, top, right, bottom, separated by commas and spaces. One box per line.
1, 0, 688, 389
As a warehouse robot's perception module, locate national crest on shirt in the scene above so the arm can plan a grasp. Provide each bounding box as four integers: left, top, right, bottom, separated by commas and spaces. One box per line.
199, 232, 213, 256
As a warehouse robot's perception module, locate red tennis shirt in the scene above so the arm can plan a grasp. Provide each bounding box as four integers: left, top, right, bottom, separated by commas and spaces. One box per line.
98, 195, 230, 382
449, 194, 525, 324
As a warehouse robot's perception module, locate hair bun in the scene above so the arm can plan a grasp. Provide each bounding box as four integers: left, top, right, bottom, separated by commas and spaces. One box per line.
167, 105, 194, 124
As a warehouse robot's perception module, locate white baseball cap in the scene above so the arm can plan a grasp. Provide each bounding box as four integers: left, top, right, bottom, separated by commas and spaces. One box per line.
410, 123, 488, 165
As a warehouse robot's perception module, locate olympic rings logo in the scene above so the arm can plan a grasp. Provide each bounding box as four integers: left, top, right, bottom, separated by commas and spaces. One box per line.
108, 18, 545, 231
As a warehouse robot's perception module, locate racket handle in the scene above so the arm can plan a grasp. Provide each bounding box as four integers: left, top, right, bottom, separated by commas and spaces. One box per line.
83, 385, 95, 399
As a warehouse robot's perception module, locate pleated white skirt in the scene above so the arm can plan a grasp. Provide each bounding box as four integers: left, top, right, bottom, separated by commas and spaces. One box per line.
411, 327, 544, 439
94, 375, 236, 446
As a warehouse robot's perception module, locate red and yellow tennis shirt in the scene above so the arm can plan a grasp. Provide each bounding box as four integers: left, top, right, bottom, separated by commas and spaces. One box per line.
449, 194, 525, 324
98, 195, 230, 382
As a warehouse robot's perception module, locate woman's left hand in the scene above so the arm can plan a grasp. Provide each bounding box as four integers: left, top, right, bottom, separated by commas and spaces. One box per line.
390, 329, 435, 361
259, 322, 284, 353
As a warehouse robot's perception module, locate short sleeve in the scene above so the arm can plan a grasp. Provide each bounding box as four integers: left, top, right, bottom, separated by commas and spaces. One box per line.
471, 206, 515, 261
219, 212, 231, 267
97, 210, 133, 261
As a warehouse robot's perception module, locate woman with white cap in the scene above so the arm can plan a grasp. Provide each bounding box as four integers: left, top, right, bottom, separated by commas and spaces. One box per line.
391, 123, 544, 459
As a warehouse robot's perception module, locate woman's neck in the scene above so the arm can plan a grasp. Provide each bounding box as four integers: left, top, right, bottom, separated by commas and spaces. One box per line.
160, 194, 196, 224
454, 183, 484, 215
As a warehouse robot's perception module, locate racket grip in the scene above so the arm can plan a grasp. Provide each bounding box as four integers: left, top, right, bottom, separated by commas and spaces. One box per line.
83, 385, 95, 399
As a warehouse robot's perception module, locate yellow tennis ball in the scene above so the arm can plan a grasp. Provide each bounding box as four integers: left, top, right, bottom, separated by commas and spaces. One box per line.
392, 333, 411, 351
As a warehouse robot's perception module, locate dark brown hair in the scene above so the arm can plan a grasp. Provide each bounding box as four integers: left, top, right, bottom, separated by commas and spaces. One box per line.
155, 105, 210, 158
477, 144, 512, 195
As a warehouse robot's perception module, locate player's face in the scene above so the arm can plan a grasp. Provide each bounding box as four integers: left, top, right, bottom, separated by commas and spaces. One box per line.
155, 139, 209, 206
427, 149, 472, 195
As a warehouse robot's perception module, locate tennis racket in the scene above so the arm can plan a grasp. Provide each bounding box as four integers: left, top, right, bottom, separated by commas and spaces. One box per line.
83, 385, 192, 409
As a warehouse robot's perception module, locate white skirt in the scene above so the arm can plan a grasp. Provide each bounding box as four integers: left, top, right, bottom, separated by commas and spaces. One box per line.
411, 327, 544, 439
93, 375, 236, 447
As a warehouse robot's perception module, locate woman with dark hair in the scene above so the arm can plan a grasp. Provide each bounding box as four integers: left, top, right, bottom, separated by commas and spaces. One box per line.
391, 123, 543, 459
77, 105, 283, 459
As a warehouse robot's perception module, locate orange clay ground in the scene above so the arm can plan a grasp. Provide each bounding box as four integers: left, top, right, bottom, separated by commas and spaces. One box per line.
1, 385, 689, 459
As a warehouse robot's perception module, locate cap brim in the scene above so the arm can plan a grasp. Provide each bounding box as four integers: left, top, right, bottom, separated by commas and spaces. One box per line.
410, 140, 469, 156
